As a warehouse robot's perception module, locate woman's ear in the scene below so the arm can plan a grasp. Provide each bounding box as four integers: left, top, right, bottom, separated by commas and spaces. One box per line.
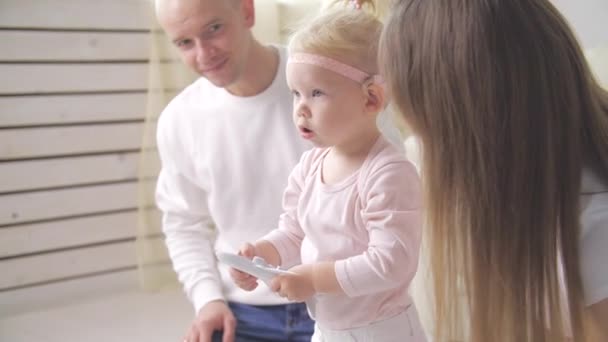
363, 81, 386, 114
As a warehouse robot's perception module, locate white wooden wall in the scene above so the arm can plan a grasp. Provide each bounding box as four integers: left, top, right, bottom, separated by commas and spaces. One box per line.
0, 0, 160, 316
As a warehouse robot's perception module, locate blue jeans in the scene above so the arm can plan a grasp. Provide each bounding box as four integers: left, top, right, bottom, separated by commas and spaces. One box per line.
212, 302, 314, 342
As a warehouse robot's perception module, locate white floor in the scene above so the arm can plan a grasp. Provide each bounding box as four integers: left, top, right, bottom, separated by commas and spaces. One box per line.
0, 289, 194, 342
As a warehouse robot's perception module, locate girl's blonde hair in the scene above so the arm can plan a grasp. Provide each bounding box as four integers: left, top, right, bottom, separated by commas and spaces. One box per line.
380, 0, 608, 341
288, 0, 384, 74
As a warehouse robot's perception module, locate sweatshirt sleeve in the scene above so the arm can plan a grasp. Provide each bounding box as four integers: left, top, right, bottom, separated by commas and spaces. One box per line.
335, 160, 423, 298
261, 150, 315, 268
155, 105, 222, 312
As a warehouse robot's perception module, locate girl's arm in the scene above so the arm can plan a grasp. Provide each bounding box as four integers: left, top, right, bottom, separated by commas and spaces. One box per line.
334, 161, 422, 298
290, 261, 342, 294
269, 261, 342, 302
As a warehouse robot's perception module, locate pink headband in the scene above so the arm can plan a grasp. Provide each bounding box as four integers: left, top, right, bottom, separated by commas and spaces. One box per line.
287, 53, 384, 86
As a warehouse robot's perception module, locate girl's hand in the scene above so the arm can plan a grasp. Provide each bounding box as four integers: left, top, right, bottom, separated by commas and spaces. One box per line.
270, 264, 316, 302
228, 243, 259, 291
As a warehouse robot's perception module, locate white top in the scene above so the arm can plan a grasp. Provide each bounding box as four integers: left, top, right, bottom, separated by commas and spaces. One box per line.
263, 137, 422, 330
155, 46, 310, 311
155, 46, 404, 312
580, 167, 608, 306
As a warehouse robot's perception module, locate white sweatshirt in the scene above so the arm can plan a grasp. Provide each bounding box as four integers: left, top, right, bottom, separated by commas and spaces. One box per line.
156, 46, 310, 311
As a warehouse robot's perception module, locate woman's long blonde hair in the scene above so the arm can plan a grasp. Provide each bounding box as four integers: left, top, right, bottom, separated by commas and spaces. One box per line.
380, 1, 608, 341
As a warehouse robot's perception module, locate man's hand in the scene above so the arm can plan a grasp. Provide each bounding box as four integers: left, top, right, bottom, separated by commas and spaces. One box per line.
228, 243, 260, 291
270, 264, 316, 302
183, 300, 236, 342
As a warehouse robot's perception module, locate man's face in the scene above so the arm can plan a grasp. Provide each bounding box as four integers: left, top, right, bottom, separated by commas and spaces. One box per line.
158, 0, 254, 88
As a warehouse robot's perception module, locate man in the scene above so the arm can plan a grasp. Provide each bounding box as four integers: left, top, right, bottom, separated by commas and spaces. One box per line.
154, 1, 403, 341
154, 1, 314, 341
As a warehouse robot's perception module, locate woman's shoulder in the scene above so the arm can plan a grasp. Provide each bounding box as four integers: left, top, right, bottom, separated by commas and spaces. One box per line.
580, 167, 608, 237
579, 168, 608, 306
580, 192, 608, 238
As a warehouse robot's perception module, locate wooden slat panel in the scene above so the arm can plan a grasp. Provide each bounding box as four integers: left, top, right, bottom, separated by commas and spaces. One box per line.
0, 93, 148, 127
0, 0, 153, 30
0, 123, 149, 160
0, 211, 161, 258
0, 31, 151, 62
0, 64, 185, 94
0, 152, 160, 193
0, 181, 156, 226
0, 64, 148, 94
0, 268, 140, 317
0, 241, 137, 289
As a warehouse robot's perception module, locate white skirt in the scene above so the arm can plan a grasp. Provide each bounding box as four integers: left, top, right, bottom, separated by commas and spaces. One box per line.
311, 305, 428, 342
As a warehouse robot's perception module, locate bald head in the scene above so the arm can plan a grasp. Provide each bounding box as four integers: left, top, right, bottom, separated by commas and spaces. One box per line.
155, 0, 240, 21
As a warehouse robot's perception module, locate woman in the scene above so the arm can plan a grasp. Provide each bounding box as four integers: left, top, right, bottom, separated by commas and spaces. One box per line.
379, 0, 608, 341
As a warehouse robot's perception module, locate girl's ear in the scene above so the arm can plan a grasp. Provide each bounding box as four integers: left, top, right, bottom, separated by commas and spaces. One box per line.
363, 81, 386, 114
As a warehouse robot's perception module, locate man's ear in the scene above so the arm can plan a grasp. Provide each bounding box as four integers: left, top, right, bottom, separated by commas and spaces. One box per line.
241, 0, 255, 28
363, 82, 386, 114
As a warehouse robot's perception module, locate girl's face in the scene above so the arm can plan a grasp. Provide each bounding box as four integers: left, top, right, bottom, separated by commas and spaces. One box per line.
286, 62, 372, 148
